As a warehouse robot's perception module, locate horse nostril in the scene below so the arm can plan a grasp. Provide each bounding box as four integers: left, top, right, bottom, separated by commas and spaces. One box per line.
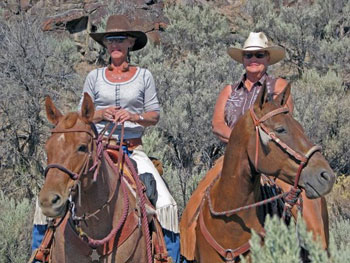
51, 194, 61, 205
320, 171, 331, 182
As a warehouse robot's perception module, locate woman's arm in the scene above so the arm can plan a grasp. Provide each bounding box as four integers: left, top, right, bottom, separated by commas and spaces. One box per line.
212, 85, 233, 143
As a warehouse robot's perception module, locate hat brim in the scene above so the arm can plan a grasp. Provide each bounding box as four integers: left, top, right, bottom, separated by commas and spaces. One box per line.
227, 46, 285, 65
90, 30, 148, 51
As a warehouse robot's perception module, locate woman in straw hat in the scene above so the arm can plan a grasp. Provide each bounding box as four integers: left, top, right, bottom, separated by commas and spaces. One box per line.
212, 32, 329, 249
180, 32, 292, 261
212, 31, 293, 141
80, 15, 180, 262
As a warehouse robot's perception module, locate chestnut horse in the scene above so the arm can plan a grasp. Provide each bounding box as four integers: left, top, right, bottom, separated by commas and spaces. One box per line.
38, 94, 153, 263
194, 84, 335, 262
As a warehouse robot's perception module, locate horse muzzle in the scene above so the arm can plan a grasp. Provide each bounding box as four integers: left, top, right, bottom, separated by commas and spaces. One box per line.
299, 163, 336, 199
39, 191, 68, 218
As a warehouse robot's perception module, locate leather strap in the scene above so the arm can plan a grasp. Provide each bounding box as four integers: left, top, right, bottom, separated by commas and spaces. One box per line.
152, 217, 170, 263
99, 211, 139, 256
199, 206, 251, 262
31, 225, 55, 262
104, 137, 142, 148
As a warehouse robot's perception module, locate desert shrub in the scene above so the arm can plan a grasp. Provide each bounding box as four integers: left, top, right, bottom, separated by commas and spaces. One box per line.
132, 1, 350, 209
241, 215, 350, 263
0, 13, 82, 199
330, 215, 350, 251
315, 0, 350, 83
327, 175, 350, 220
292, 69, 350, 174
0, 191, 33, 263
233, 0, 350, 80
131, 4, 241, 210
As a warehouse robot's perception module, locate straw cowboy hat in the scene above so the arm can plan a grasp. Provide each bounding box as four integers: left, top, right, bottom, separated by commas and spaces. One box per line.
227, 32, 285, 65
90, 15, 147, 51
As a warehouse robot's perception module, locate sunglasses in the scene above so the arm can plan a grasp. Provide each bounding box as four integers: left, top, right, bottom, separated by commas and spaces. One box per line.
104, 36, 128, 45
243, 52, 267, 59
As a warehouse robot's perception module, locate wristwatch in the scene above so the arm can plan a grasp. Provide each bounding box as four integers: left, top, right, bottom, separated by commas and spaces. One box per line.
139, 114, 144, 121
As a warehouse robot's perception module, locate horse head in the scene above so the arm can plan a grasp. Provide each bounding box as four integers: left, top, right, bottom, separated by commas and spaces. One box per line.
246, 83, 335, 198
39, 93, 95, 217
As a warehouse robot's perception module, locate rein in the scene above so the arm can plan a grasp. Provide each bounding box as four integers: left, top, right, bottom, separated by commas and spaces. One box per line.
43, 122, 153, 263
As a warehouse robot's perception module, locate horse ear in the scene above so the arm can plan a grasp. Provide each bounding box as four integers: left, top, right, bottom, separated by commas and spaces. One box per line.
254, 81, 269, 111
45, 96, 63, 125
81, 93, 95, 123
275, 82, 291, 106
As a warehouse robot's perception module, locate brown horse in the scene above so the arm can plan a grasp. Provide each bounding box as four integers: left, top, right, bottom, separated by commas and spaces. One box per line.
194, 84, 335, 262
38, 94, 153, 263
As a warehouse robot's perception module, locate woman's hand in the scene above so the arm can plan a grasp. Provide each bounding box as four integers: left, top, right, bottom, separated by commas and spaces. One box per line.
113, 108, 137, 123
101, 106, 120, 121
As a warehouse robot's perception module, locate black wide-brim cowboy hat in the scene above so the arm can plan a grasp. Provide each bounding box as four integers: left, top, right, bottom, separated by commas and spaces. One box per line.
90, 15, 148, 51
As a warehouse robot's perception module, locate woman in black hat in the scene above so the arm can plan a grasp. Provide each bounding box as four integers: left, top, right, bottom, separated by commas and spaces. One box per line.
82, 15, 180, 262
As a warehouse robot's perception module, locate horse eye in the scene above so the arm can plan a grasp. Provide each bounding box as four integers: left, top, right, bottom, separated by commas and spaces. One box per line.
275, 127, 286, 134
77, 145, 88, 153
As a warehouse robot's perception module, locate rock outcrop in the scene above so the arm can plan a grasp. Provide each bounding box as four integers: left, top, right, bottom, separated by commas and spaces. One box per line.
1, 0, 244, 66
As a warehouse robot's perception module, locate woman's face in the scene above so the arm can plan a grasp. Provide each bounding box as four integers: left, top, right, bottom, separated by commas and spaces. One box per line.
243, 51, 270, 75
104, 36, 135, 61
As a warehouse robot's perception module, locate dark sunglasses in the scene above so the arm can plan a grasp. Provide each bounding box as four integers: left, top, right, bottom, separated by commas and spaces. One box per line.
243, 52, 267, 59
103, 36, 128, 45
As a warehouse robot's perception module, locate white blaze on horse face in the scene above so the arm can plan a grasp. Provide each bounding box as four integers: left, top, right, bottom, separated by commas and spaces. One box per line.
58, 134, 65, 142
258, 126, 271, 147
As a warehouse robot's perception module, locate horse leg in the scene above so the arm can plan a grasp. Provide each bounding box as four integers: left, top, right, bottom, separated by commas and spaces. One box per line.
275, 179, 329, 249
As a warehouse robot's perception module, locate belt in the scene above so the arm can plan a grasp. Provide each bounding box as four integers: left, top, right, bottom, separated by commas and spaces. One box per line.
103, 137, 142, 148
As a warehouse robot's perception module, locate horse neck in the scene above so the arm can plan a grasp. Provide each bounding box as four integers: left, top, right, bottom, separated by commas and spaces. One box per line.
76, 150, 130, 236
211, 116, 261, 215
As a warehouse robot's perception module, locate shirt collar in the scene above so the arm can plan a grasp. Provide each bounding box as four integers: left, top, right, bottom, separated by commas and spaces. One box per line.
237, 73, 269, 91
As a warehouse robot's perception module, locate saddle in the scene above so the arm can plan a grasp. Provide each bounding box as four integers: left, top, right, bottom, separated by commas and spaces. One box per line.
105, 148, 171, 262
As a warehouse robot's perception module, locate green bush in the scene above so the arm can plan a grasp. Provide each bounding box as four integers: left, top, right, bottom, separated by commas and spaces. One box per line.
233, 0, 350, 79
0, 191, 33, 263
241, 215, 350, 263
131, 4, 241, 211
0, 12, 82, 200
131, 1, 350, 211
327, 175, 350, 220
292, 69, 350, 174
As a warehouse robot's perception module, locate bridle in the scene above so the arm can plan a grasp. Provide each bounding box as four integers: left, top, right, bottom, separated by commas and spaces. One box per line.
201, 105, 322, 262
249, 106, 321, 195
43, 122, 128, 229
44, 124, 97, 181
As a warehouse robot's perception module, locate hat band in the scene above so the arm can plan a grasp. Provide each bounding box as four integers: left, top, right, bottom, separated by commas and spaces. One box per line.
243, 45, 266, 49
105, 35, 128, 40
106, 28, 132, 33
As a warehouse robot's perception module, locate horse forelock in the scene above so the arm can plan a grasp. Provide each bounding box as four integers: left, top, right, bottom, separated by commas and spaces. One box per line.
62, 112, 79, 129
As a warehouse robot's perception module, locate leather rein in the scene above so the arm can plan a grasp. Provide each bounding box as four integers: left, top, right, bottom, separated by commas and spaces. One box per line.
200, 106, 322, 262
